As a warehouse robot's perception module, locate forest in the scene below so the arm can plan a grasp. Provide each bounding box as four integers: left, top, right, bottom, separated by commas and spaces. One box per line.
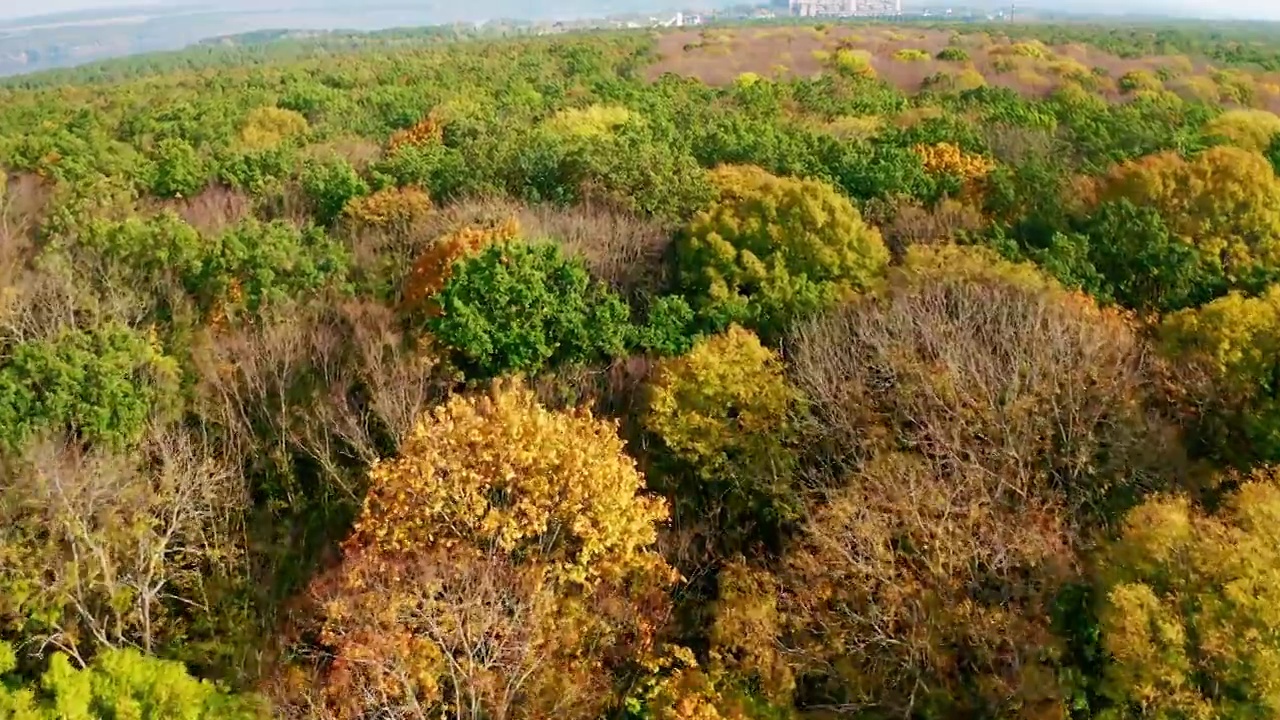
4, 17, 1280, 720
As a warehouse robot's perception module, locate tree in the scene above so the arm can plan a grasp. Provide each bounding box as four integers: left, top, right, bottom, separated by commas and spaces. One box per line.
1096, 476, 1280, 720
0, 642, 262, 719
0, 430, 248, 666
1204, 108, 1280, 152
147, 138, 206, 199
643, 325, 801, 555
775, 245, 1181, 717
300, 156, 369, 226
1091, 146, 1280, 294
292, 382, 674, 720
427, 241, 631, 379
1158, 285, 1280, 466
0, 323, 179, 452
676, 165, 889, 340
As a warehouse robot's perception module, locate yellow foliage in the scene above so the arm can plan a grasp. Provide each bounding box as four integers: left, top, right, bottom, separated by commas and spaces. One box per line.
831, 48, 876, 78
1204, 108, 1280, 153
544, 104, 634, 139
645, 325, 798, 483
894, 105, 943, 128
1119, 69, 1163, 94
956, 67, 987, 91
816, 114, 883, 141
913, 142, 996, 192
1098, 479, 1280, 719
240, 106, 309, 149
303, 382, 676, 719
342, 185, 432, 229
1096, 146, 1280, 284
1047, 57, 1092, 81
387, 115, 443, 152
352, 381, 671, 584
991, 40, 1050, 59
891, 48, 931, 62
401, 216, 520, 312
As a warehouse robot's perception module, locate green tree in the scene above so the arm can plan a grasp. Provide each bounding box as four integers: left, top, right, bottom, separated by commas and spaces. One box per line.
427, 241, 631, 379
146, 138, 206, 199
300, 156, 368, 226
0, 643, 262, 719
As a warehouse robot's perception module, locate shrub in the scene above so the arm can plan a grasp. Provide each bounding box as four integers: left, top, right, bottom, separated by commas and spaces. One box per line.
891, 48, 931, 62
427, 241, 631, 378
1097, 477, 1280, 720
200, 219, 351, 317
386, 115, 443, 152
831, 48, 876, 79
936, 46, 970, 62
342, 185, 433, 229
0, 323, 179, 452
299, 155, 368, 226
676, 165, 889, 340
240, 106, 309, 150
296, 382, 673, 719
1119, 69, 1163, 94
146, 138, 206, 199
544, 104, 634, 139
0, 642, 262, 719
643, 325, 801, 553
1204, 108, 1280, 153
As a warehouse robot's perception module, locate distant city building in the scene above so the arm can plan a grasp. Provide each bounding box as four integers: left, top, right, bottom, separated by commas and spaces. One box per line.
788, 0, 901, 16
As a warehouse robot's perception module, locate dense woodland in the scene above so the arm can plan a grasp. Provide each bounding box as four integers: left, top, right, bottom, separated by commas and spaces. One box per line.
5, 18, 1280, 719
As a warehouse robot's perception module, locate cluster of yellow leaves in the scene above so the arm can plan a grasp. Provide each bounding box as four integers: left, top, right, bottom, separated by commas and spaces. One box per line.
830, 48, 876, 79
239, 106, 309, 149
914, 142, 996, 182
1119, 69, 1163, 94
304, 382, 676, 718
1097, 475, 1280, 719
401, 216, 520, 312
990, 40, 1051, 59
632, 647, 763, 720
387, 115, 443, 152
544, 104, 634, 139
351, 381, 672, 585
816, 114, 883, 141
1095, 146, 1280, 283
342, 185, 433, 229
891, 48, 931, 62
645, 325, 797, 482
1204, 108, 1280, 153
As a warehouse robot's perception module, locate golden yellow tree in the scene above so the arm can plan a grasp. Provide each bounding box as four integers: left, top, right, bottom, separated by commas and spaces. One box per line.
296, 382, 674, 720
1097, 474, 1280, 720
1094, 146, 1280, 287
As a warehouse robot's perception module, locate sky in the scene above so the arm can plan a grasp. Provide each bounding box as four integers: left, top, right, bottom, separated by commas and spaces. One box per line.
1, 0, 1279, 21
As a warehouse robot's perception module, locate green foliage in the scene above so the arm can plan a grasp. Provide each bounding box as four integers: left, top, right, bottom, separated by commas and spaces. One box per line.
0, 643, 262, 719
299, 155, 368, 226
0, 324, 178, 452
935, 46, 971, 62
146, 138, 206, 199
427, 241, 631, 378
676, 165, 889, 340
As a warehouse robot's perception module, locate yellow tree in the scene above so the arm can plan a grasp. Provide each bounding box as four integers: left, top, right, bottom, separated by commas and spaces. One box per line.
1204, 108, 1280, 153
1097, 474, 1280, 720
1094, 146, 1280, 288
293, 382, 674, 720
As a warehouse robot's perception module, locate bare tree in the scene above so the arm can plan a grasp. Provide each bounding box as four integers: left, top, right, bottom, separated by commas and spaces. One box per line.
0, 429, 248, 664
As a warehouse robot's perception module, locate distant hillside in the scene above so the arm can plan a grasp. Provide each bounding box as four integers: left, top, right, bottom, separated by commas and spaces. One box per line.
0, 0, 704, 77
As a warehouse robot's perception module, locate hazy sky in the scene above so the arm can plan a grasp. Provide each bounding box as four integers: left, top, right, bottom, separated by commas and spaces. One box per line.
2, 0, 1279, 21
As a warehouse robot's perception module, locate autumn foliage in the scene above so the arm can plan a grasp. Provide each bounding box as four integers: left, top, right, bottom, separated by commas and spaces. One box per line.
298, 382, 673, 719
